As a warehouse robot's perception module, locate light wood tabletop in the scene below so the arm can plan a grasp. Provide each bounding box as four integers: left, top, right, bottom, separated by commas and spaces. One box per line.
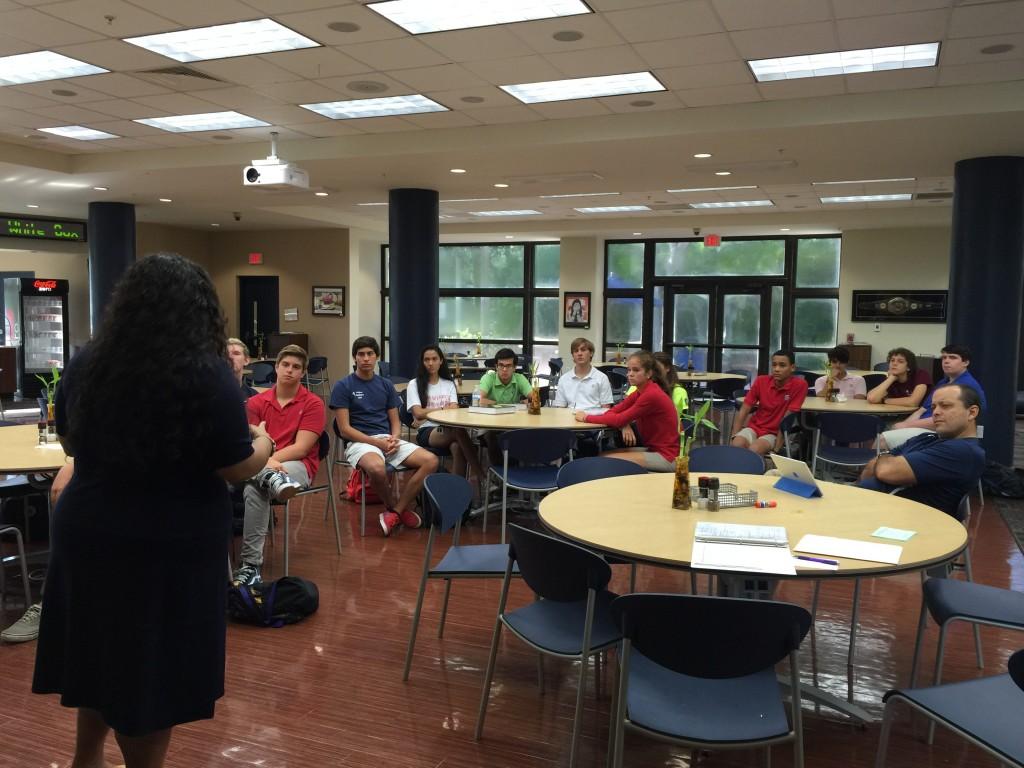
676, 371, 748, 383
800, 398, 917, 415
395, 380, 479, 396
0, 424, 68, 473
426, 406, 599, 431
539, 472, 965, 578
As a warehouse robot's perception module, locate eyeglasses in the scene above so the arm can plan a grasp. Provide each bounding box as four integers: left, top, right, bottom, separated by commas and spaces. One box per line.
496, 362, 515, 370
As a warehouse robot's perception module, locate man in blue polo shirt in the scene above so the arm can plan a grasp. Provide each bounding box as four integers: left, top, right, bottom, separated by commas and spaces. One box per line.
859, 383, 985, 518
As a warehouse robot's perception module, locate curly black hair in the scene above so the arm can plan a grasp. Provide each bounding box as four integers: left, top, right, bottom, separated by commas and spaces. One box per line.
66, 252, 229, 473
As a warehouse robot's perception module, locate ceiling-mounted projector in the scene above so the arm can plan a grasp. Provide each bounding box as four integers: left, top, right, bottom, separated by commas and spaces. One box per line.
242, 131, 309, 189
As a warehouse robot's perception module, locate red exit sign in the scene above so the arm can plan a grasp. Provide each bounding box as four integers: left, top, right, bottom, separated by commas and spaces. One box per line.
248, 252, 263, 265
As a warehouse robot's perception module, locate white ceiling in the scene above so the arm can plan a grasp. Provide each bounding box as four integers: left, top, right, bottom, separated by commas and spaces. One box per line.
0, 0, 1023, 239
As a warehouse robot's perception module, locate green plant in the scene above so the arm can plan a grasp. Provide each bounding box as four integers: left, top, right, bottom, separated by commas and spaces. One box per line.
36, 366, 61, 406
680, 398, 717, 456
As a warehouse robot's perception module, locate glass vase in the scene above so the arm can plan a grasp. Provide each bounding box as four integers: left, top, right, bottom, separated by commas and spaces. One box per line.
672, 454, 691, 510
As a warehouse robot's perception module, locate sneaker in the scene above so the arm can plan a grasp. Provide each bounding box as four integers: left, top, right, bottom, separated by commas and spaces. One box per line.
257, 468, 301, 502
231, 562, 261, 587
379, 510, 400, 537
399, 508, 422, 529
1, 602, 42, 643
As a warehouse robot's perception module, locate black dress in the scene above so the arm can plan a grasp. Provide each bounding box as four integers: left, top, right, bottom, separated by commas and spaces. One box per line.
32, 350, 252, 736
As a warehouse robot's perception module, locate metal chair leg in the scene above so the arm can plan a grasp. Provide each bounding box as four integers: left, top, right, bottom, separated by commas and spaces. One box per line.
847, 578, 861, 703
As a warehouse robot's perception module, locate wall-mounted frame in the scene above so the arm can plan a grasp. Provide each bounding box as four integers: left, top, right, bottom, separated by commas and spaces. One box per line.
564, 291, 591, 329
852, 290, 947, 323
312, 286, 345, 317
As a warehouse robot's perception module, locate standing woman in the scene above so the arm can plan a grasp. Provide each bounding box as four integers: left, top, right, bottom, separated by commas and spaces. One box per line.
575, 351, 679, 471
33, 253, 273, 767
406, 344, 483, 482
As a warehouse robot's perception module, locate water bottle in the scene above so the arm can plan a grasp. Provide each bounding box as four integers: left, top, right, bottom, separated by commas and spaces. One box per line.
472, 387, 481, 408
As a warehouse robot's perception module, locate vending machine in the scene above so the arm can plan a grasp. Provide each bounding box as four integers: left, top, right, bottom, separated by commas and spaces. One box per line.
5, 278, 70, 398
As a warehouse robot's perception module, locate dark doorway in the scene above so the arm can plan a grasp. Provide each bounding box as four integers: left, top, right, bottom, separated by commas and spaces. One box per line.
238, 276, 279, 359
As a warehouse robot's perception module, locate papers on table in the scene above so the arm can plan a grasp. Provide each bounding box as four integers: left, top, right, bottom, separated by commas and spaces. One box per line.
691, 522, 796, 575
794, 534, 902, 565
872, 526, 916, 541
467, 405, 517, 415
694, 521, 788, 546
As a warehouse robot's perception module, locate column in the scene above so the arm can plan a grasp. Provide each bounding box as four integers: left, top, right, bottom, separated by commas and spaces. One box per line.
87, 201, 135, 333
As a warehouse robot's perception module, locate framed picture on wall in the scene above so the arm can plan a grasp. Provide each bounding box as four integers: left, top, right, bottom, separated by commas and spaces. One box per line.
564, 291, 590, 329
312, 286, 345, 317
851, 290, 947, 323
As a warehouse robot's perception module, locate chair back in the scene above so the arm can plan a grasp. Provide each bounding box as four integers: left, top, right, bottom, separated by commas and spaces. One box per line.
688, 445, 765, 474
317, 430, 330, 460
548, 357, 563, 377
873, 362, 889, 371
484, 357, 496, 369
398, 389, 415, 429
307, 356, 327, 376
817, 412, 881, 444
379, 361, 391, 378
954, 493, 971, 525
556, 456, 647, 488
423, 473, 474, 533
251, 361, 275, 386
795, 369, 819, 389
725, 368, 752, 386
461, 369, 485, 380
605, 371, 628, 392
499, 428, 575, 465
508, 523, 611, 602
709, 377, 741, 399
1009, 648, 1024, 694
862, 372, 887, 391
611, 593, 811, 678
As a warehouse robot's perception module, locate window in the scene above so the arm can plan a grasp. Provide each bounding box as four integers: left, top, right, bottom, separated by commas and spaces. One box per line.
655, 240, 785, 277
607, 242, 645, 289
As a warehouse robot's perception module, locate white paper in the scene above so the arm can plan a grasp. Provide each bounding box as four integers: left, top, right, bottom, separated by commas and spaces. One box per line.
794, 534, 902, 564
694, 521, 788, 547
691, 541, 797, 575
467, 406, 516, 415
872, 526, 916, 541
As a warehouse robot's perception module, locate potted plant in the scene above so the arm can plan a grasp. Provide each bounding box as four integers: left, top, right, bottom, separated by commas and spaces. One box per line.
35, 366, 61, 442
686, 344, 696, 375
672, 399, 717, 510
527, 361, 542, 415
475, 333, 483, 356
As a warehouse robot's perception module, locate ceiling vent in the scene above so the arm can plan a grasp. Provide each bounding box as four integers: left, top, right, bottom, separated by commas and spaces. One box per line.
135, 66, 226, 90
647, 203, 692, 213
915, 191, 953, 200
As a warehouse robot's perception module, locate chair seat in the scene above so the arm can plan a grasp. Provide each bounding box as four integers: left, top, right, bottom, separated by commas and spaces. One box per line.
925, 578, 1024, 627
626, 651, 790, 744
884, 675, 1024, 764
494, 465, 560, 491
504, 590, 619, 655
433, 544, 520, 576
816, 446, 876, 465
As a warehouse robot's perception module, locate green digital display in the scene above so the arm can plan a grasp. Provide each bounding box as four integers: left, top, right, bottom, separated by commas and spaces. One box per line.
1, 215, 87, 242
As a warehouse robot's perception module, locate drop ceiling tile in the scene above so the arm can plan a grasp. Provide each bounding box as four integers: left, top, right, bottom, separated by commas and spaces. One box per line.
283, 120, 364, 137
419, 26, 535, 62
71, 72, 172, 97
950, 1, 1024, 38
87, 98, 171, 118
527, 99, 612, 119
937, 58, 1024, 85
346, 115, 418, 133
0, 32, 37, 56
10, 79, 111, 103
832, 0, 951, 19
421, 85, 519, 109
606, 1, 723, 42
0, 1, 18, 9
136, 133, 205, 146
0, 7, 103, 46
506, 14, 626, 53
728, 21, 838, 59
941, 34, 1024, 65
195, 57, 302, 86
469, 104, 545, 124
273, 4, 406, 46
543, 44, 649, 78
387, 63, 487, 92
845, 67, 938, 92
26, 103, 116, 123
256, 79, 345, 102
133, 92, 236, 113
463, 55, 564, 85
316, 72, 414, 97
399, 110, 481, 129
245, 0, 356, 13
656, 60, 751, 90
125, 0, 259, 26
220, 125, 307, 141
55, 39, 178, 71
586, 0, 687, 8
635, 33, 740, 69
598, 90, 684, 112
712, 0, 833, 30
342, 37, 450, 70
757, 75, 846, 100
837, 10, 948, 49
190, 85, 281, 110
0, 90, 60, 109
676, 82, 762, 106
87, 137, 154, 149
37, 0, 178, 36
262, 47, 368, 79
239, 104, 320, 125
85, 119, 166, 137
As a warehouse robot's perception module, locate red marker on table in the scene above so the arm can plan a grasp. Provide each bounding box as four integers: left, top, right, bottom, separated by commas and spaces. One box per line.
755, 500, 777, 508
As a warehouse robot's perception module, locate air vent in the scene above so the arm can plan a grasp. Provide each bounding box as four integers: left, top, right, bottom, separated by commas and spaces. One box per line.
647, 203, 692, 212
915, 192, 953, 200
136, 66, 226, 89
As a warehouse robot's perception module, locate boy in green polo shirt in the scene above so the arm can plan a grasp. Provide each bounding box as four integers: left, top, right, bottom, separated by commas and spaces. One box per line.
480, 348, 532, 404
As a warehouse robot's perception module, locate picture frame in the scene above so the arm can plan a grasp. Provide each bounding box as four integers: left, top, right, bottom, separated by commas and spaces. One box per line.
312, 286, 345, 317
563, 291, 591, 329
851, 290, 947, 323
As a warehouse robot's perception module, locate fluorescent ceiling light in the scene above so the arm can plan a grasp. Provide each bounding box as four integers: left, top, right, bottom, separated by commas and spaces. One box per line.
441, 197, 498, 203
135, 111, 269, 132
690, 200, 774, 209
749, 43, 939, 82
46, 181, 90, 188
540, 192, 620, 199
469, 210, 541, 216
574, 205, 651, 213
39, 125, 118, 141
820, 194, 913, 203
357, 202, 388, 206
667, 185, 758, 193
501, 71, 664, 104
367, 0, 591, 34
813, 177, 916, 186
0, 51, 107, 85
300, 94, 446, 119
123, 19, 318, 62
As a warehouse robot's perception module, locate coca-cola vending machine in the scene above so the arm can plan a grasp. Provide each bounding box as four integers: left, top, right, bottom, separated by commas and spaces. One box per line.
5, 277, 70, 398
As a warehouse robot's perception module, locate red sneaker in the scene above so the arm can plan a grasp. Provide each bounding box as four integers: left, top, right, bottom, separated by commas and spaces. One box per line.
399, 508, 422, 529
379, 510, 400, 537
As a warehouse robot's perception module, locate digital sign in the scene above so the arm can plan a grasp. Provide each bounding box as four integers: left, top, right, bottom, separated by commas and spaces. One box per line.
1, 215, 87, 242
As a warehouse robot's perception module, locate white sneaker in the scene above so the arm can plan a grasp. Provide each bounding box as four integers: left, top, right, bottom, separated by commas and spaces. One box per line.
1, 602, 41, 643
257, 468, 301, 502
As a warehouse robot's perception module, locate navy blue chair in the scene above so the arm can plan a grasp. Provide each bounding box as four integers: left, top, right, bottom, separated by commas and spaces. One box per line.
875, 648, 1024, 767
688, 445, 765, 475
608, 593, 811, 768
862, 371, 887, 391
302, 356, 329, 397
484, 428, 575, 544
328, 420, 409, 537
605, 370, 629, 401
475, 523, 620, 768
250, 361, 275, 387
873, 361, 889, 371
811, 413, 880, 479
378, 360, 391, 378
402, 474, 519, 681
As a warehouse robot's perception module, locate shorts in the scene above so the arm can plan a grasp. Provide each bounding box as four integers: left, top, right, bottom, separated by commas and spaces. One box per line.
416, 425, 441, 448
345, 435, 420, 469
881, 427, 933, 450
734, 427, 777, 449
641, 451, 676, 472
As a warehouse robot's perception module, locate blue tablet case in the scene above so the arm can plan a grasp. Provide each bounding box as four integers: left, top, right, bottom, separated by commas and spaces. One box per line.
773, 475, 822, 498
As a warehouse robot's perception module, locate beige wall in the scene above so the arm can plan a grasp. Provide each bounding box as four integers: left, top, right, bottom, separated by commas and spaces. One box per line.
136, 223, 211, 266
558, 236, 605, 361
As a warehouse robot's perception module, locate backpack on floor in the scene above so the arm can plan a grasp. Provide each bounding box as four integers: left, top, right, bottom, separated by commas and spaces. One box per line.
345, 467, 382, 504
228, 576, 319, 628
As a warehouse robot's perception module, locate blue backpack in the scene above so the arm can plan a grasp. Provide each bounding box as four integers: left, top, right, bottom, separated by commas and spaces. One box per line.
227, 576, 319, 628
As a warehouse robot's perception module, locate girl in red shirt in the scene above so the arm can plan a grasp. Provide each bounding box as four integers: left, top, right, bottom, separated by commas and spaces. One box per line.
574, 351, 680, 471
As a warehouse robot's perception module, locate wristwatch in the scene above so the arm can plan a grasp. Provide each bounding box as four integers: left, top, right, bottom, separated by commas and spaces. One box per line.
877, 449, 891, 456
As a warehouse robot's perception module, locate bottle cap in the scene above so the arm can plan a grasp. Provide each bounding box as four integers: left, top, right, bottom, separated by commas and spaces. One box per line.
708, 478, 720, 489
698, 477, 709, 488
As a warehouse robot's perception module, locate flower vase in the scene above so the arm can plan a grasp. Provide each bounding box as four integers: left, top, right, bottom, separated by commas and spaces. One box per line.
527, 378, 542, 415
672, 454, 691, 510
46, 402, 57, 442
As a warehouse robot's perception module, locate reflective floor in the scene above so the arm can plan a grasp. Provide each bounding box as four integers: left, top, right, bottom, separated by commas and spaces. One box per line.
1, 477, 1022, 768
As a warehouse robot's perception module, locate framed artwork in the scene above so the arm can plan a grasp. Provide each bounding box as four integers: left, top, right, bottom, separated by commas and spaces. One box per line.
312, 286, 345, 317
564, 291, 591, 329
851, 290, 947, 323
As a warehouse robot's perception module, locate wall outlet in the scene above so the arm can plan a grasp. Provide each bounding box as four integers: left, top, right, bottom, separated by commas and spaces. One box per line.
873, 323, 881, 332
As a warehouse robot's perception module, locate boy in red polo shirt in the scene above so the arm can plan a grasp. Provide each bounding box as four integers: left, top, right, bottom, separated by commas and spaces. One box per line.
731, 349, 807, 456
233, 344, 325, 586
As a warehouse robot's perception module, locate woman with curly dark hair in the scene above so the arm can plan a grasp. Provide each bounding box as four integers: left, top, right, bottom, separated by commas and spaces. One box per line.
32, 253, 274, 767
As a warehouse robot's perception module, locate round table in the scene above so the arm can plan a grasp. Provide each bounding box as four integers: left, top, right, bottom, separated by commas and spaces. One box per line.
395, 380, 479, 396
800, 398, 917, 416
0, 425, 68, 473
539, 472, 965, 578
676, 372, 747, 383
426, 406, 599, 431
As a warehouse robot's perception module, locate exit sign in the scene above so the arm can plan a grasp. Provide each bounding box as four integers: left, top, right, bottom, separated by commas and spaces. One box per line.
248, 252, 263, 265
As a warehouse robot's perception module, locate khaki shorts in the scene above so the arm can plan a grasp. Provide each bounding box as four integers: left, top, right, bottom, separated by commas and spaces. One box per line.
345, 435, 419, 469
641, 451, 676, 472
734, 427, 777, 449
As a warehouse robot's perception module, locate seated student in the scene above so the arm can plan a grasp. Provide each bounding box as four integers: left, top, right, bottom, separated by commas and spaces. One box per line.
479, 348, 533, 464
858, 383, 985, 518
621, 351, 688, 446
332, 336, 439, 537
406, 344, 483, 482
866, 347, 931, 407
227, 337, 257, 400
730, 349, 808, 456
234, 345, 325, 586
574, 350, 679, 472
814, 346, 866, 399
553, 337, 613, 409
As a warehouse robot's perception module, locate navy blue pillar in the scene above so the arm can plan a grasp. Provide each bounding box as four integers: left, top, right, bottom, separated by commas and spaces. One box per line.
948, 156, 1024, 465
388, 188, 439, 378
87, 201, 135, 333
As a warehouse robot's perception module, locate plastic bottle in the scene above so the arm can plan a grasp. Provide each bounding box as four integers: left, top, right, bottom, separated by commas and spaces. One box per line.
472, 387, 481, 408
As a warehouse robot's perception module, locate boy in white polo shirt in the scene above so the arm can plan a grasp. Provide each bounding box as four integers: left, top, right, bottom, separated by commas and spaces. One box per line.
553, 337, 614, 409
